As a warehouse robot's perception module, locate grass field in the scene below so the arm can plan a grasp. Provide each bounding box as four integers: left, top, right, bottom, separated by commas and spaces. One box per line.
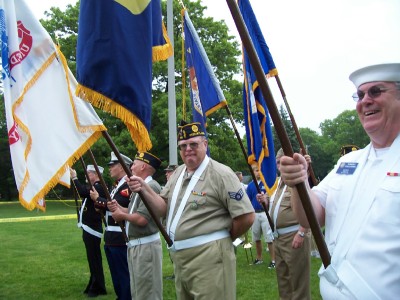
0, 201, 322, 299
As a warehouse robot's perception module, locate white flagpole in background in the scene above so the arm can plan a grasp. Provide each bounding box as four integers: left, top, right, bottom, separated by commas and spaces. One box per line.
167, 0, 177, 166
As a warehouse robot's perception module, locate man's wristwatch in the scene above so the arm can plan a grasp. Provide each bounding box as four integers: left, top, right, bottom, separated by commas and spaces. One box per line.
297, 231, 305, 238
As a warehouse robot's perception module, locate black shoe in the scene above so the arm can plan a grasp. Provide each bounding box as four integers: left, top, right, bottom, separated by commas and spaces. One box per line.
268, 261, 276, 269
253, 259, 263, 265
87, 291, 99, 298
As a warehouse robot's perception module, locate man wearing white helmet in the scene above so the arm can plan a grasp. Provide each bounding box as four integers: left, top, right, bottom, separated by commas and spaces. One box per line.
279, 63, 400, 299
90, 152, 133, 300
70, 164, 107, 297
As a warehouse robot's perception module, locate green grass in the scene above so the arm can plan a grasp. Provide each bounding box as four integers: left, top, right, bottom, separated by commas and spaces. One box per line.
0, 201, 322, 299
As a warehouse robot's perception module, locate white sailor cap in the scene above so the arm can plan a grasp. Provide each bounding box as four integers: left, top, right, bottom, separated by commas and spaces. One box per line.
349, 63, 400, 88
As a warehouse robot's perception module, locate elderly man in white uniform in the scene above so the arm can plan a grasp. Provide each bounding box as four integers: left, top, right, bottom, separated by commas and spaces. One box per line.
279, 63, 400, 299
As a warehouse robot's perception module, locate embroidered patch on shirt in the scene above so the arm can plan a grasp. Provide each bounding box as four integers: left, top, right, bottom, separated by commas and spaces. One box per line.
336, 162, 358, 175
228, 188, 244, 201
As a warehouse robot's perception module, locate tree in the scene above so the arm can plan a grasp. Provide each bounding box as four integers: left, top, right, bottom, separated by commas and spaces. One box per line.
298, 128, 332, 180
38, 0, 245, 187
272, 104, 299, 153
152, 0, 244, 172
0, 1, 373, 199
320, 109, 369, 149
0, 94, 18, 200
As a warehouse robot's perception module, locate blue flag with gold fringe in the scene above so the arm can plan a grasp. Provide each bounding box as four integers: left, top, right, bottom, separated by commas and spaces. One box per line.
76, 0, 172, 151
239, 0, 277, 195
182, 10, 227, 132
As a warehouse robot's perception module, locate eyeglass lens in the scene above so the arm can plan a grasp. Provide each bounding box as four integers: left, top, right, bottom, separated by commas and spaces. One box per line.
178, 142, 200, 151
353, 86, 388, 102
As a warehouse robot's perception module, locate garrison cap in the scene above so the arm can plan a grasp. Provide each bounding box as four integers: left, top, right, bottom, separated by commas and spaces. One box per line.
135, 152, 162, 169
177, 120, 205, 141
340, 145, 360, 156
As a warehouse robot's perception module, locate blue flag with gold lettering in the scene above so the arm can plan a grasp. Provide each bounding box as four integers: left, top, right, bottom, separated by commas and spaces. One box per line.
239, 0, 277, 195
182, 10, 227, 132
76, 0, 172, 151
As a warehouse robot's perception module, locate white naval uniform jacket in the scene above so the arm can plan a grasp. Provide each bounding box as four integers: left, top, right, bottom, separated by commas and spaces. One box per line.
313, 133, 400, 300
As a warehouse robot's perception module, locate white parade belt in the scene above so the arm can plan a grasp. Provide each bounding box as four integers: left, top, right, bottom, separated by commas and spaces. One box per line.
168, 229, 230, 252
273, 224, 299, 238
126, 232, 160, 248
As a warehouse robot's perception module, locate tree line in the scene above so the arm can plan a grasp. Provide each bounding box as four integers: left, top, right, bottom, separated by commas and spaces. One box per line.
0, 0, 369, 201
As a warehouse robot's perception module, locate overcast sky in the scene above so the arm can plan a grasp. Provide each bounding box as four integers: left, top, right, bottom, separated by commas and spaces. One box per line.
30, 0, 400, 133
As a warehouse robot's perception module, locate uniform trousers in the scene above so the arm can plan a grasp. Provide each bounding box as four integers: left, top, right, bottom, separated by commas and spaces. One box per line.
127, 239, 162, 300
104, 244, 131, 300
83, 230, 107, 295
170, 237, 236, 300
274, 231, 311, 300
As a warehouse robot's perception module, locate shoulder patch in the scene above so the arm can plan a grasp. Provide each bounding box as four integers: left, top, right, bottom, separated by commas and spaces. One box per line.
228, 188, 244, 201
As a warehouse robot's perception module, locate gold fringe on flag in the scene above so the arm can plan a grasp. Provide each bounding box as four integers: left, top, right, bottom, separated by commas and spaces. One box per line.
76, 85, 152, 152
13, 48, 106, 211
19, 131, 103, 212
152, 22, 173, 62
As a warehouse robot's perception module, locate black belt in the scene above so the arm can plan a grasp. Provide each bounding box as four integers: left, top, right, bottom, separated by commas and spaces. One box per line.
255, 209, 264, 213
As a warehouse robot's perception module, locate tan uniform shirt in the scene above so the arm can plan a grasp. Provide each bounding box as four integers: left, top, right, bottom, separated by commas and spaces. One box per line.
160, 158, 254, 241
271, 179, 298, 229
127, 179, 161, 239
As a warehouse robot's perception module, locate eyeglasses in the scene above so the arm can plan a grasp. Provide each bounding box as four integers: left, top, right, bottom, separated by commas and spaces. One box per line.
177, 141, 202, 151
352, 85, 391, 102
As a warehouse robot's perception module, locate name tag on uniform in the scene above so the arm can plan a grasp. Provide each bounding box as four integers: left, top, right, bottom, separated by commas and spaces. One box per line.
336, 162, 358, 175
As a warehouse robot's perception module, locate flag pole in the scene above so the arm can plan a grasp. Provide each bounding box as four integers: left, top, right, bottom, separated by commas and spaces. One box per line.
274, 75, 319, 186
224, 106, 274, 229
226, 0, 330, 267
181, 9, 274, 228
87, 149, 129, 242
167, 0, 178, 166
102, 131, 173, 247
72, 185, 80, 222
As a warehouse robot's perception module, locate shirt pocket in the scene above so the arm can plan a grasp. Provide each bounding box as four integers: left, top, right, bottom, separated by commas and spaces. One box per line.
325, 177, 343, 219
187, 195, 208, 211
369, 177, 400, 226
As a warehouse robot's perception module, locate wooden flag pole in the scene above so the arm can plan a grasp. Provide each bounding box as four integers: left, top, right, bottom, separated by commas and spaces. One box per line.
78, 156, 107, 227
102, 131, 173, 247
226, 0, 330, 267
224, 105, 274, 229
72, 185, 80, 222
87, 149, 129, 242
275, 75, 319, 186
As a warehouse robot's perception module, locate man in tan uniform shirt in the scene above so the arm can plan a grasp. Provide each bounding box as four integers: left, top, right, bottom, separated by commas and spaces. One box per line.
270, 149, 311, 300
126, 121, 255, 300
108, 152, 163, 300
